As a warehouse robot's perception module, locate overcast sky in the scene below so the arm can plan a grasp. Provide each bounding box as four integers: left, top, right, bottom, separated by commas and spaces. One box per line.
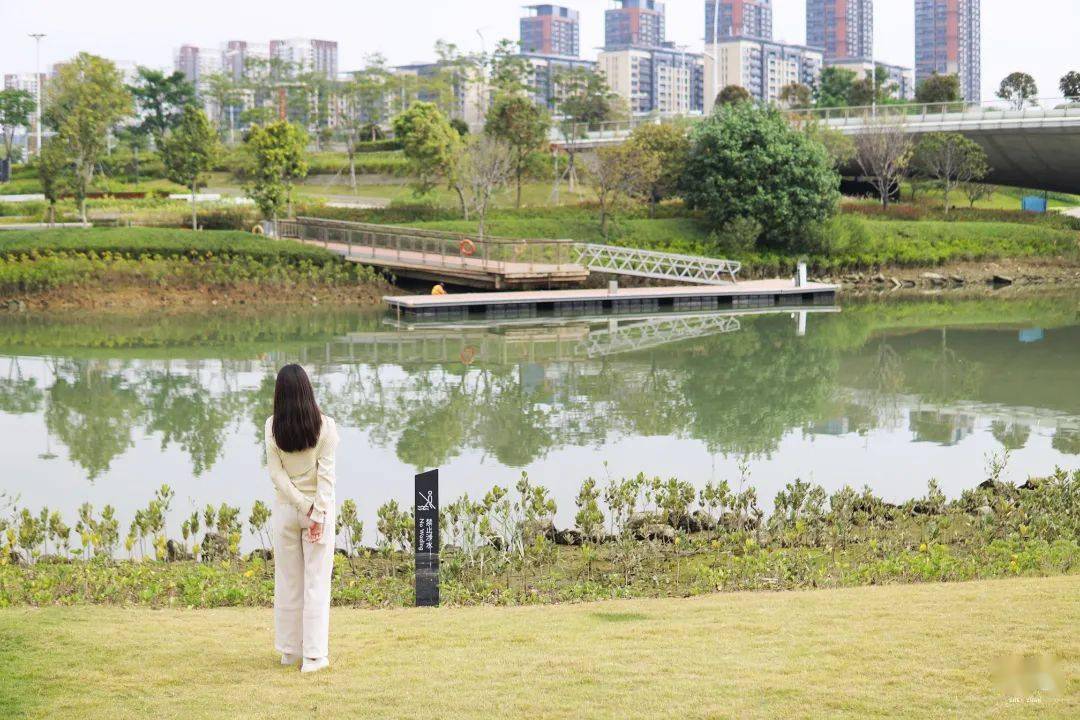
3, 1, 1077, 101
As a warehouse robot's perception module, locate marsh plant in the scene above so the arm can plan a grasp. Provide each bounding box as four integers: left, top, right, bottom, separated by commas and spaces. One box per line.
2, 462, 1078, 608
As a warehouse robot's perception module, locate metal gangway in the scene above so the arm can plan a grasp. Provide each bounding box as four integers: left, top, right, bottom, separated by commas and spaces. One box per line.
578, 313, 742, 358
270, 218, 741, 288
573, 243, 740, 285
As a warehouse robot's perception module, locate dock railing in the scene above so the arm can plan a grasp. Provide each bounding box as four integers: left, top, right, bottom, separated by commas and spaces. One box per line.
275, 217, 582, 274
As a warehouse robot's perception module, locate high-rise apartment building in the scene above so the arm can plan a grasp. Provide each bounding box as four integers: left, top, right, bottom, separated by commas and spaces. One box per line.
174, 45, 223, 89
915, 0, 981, 102
520, 5, 581, 58
705, 0, 773, 43
806, 0, 873, 62
599, 44, 704, 115
605, 0, 666, 49
704, 39, 823, 111
269, 38, 339, 80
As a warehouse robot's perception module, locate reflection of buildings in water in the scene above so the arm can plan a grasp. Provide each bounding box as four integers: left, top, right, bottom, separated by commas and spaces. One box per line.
809, 388, 1080, 452
909, 410, 977, 446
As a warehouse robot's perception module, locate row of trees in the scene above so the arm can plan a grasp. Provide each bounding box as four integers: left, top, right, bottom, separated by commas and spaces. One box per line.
854, 122, 990, 211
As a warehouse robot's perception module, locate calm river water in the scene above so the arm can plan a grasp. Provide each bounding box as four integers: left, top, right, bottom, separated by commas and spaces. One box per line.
1, 292, 1078, 543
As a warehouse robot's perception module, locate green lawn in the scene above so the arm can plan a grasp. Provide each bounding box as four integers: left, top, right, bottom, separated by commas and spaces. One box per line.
398, 213, 1080, 273
1, 575, 1076, 719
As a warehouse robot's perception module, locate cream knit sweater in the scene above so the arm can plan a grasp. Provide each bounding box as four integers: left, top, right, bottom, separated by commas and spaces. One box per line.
264, 415, 339, 523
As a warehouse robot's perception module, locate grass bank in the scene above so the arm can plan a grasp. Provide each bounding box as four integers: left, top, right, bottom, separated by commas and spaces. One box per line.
0, 228, 390, 310
1, 575, 1076, 719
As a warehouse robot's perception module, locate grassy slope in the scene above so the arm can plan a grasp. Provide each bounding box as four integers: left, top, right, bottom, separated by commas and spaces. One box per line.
400, 214, 1080, 272
1, 576, 1076, 720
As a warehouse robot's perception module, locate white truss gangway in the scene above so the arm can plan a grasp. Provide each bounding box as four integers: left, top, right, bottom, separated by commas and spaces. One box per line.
579, 313, 743, 358
572, 243, 741, 285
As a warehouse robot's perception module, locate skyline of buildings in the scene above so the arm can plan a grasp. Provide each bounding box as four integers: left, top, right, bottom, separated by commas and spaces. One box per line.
4, 1, 982, 135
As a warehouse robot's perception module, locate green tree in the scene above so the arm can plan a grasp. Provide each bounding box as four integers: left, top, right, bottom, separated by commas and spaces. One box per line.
911, 132, 990, 214
488, 39, 532, 97
128, 67, 196, 147
816, 67, 857, 107
392, 101, 463, 208
680, 103, 839, 248
715, 85, 752, 108
162, 105, 220, 229
44, 53, 133, 223
242, 120, 308, 220
37, 138, 71, 225
485, 94, 550, 208
1060, 71, 1080, 103
916, 73, 961, 104
0, 89, 35, 165
996, 72, 1038, 110
554, 68, 620, 193
203, 73, 245, 142
626, 121, 690, 214
779, 82, 812, 109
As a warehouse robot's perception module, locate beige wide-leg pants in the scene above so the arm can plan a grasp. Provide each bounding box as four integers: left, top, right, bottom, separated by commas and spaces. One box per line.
273, 498, 334, 660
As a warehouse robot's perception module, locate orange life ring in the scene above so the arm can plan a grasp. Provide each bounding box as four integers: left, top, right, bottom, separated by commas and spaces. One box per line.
460, 346, 478, 365
251, 224, 265, 235
459, 238, 477, 256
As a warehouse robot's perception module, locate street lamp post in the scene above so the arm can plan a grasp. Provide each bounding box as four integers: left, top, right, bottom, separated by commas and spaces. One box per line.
29, 33, 46, 155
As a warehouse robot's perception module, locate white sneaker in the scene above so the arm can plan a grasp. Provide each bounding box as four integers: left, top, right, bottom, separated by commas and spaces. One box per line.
280, 653, 301, 666
301, 656, 330, 674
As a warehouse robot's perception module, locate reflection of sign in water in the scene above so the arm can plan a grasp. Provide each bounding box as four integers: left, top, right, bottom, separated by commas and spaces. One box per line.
1019, 328, 1044, 344
414, 470, 439, 607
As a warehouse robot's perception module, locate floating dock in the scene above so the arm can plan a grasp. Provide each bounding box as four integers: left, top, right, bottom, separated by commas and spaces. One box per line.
384, 279, 839, 320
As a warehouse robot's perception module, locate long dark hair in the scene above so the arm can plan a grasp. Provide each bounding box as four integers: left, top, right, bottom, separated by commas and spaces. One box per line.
272, 364, 322, 452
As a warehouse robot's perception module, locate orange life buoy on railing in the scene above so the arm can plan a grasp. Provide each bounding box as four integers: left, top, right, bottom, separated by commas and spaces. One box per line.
460, 346, 478, 365
251, 224, 265, 235
459, 238, 477, 257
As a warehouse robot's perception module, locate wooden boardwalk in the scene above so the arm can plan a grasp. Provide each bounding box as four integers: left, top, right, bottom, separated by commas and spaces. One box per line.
276, 218, 587, 289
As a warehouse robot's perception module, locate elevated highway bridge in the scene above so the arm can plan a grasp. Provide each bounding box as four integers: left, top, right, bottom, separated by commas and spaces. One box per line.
550, 99, 1080, 194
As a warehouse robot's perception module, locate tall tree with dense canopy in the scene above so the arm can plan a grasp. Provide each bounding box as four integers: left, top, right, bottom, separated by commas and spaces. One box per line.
242, 121, 308, 221
485, 94, 550, 208
626, 121, 690, 214
680, 103, 839, 248
0, 89, 35, 166
911, 133, 989, 214
778, 82, 812, 109
996, 72, 1039, 110
128, 67, 196, 147
392, 101, 464, 211
816, 67, 858, 107
915, 73, 961, 104
45, 53, 133, 223
715, 85, 752, 108
162, 106, 220, 229
1060, 71, 1080, 103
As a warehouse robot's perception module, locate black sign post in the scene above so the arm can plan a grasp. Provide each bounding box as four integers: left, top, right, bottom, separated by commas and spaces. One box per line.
414, 469, 439, 607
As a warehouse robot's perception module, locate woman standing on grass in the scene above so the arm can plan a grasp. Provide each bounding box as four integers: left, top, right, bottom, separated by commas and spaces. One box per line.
266, 364, 339, 674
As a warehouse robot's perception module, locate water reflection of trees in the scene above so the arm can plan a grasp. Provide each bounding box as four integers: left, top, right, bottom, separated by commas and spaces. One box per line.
3, 305, 1078, 477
